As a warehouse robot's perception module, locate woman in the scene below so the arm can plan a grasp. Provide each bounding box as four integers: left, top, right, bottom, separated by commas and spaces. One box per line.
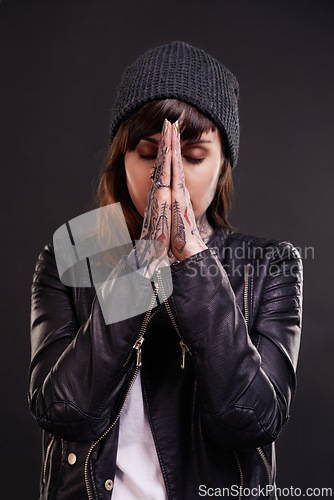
29, 41, 303, 500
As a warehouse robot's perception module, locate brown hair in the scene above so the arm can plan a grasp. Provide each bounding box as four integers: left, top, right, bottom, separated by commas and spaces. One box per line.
94, 99, 235, 242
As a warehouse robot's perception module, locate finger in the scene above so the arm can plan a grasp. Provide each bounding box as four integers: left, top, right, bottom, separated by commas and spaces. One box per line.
170, 121, 188, 254
154, 119, 172, 194
170, 121, 206, 258
171, 120, 194, 225
171, 120, 186, 196
142, 120, 171, 236
150, 120, 172, 249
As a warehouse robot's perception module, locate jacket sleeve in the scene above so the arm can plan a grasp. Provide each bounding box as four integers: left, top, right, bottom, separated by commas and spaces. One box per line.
28, 243, 155, 443
165, 242, 303, 449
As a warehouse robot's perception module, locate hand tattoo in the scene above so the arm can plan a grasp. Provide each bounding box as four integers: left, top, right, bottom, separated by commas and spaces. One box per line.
172, 200, 186, 253
155, 201, 170, 243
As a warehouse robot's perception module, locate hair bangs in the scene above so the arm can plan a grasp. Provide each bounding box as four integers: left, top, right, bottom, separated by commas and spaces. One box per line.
126, 99, 218, 152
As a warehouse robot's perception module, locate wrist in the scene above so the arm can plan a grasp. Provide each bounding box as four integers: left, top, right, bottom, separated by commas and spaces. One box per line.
176, 243, 208, 261
127, 241, 170, 278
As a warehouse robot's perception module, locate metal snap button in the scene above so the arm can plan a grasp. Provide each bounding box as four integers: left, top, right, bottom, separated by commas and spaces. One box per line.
67, 452, 77, 465
104, 479, 114, 491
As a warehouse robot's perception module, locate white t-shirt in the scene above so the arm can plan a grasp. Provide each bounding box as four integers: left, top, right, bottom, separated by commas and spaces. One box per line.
112, 369, 168, 500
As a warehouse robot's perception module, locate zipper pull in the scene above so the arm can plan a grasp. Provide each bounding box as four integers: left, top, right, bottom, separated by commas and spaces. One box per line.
133, 336, 145, 367
179, 340, 190, 370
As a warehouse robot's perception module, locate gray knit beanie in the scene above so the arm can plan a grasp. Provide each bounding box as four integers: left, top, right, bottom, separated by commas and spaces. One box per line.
109, 41, 240, 168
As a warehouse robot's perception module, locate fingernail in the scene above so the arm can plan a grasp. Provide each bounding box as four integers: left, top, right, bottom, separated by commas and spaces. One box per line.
174, 147, 178, 154
174, 120, 179, 136
162, 118, 168, 136
165, 146, 170, 154
149, 166, 156, 181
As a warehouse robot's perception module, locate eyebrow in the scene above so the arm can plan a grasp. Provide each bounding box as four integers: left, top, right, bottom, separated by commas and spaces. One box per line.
141, 137, 212, 145
141, 137, 159, 144
184, 139, 212, 145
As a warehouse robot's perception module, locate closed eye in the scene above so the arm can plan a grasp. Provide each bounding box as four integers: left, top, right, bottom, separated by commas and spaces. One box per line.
139, 154, 156, 161
184, 157, 204, 164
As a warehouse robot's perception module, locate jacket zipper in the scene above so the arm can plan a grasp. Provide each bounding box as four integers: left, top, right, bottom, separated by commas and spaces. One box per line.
84, 284, 159, 500
231, 264, 252, 499
256, 446, 272, 486
156, 269, 191, 369
243, 263, 251, 329
122, 282, 160, 368
233, 450, 244, 500
242, 263, 273, 486
43, 433, 55, 484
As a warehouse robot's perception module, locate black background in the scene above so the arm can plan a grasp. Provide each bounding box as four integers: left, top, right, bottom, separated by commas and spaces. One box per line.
1, 0, 333, 497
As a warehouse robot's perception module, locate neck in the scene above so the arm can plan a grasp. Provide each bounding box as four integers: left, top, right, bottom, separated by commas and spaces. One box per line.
196, 213, 214, 244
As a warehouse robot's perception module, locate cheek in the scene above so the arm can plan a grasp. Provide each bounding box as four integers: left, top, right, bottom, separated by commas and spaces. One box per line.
185, 165, 220, 211
205, 172, 220, 202
125, 156, 152, 216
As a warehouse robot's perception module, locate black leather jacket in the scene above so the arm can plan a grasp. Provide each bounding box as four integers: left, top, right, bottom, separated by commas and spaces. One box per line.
28, 227, 303, 500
